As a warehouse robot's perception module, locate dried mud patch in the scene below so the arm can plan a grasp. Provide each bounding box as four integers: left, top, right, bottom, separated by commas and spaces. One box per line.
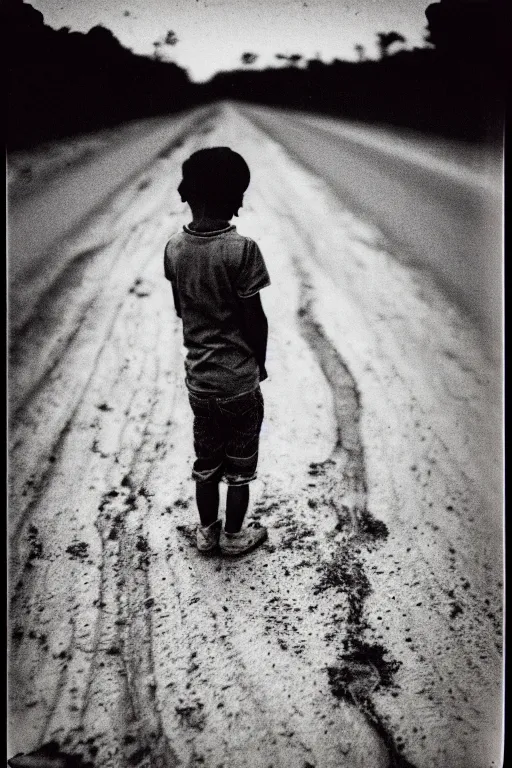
315, 553, 371, 625
8, 739, 94, 767
65, 542, 89, 561
328, 641, 401, 703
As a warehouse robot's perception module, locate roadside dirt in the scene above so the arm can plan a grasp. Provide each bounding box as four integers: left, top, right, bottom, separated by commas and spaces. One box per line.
8, 105, 503, 768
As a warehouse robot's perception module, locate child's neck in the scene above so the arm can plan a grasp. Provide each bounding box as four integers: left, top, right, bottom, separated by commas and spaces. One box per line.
189, 210, 231, 233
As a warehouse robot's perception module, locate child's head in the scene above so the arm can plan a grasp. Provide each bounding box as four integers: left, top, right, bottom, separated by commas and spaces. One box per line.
178, 147, 250, 220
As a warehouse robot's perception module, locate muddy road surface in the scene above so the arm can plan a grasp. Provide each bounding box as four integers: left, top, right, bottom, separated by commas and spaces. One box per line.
8, 103, 503, 768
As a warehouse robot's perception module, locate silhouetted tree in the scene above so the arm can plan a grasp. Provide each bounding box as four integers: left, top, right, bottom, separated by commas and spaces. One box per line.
153, 29, 178, 58
354, 44, 366, 62
4, 0, 194, 148
165, 30, 178, 45
275, 53, 302, 66
376, 31, 406, 58
241, 52, 258, 65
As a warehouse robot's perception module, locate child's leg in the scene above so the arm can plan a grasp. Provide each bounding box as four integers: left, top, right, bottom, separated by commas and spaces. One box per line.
225, 484, 249, 534
195, 481, 219, 528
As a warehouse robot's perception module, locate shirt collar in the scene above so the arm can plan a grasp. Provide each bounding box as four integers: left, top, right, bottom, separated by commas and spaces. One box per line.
183, 224, 235, 237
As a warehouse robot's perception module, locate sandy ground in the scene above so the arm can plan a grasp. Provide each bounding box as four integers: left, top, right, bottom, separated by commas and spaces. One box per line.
8, 104, 504, 768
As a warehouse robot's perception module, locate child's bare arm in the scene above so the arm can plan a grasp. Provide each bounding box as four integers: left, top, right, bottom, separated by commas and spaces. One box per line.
164, 245, 182, 318
171, 283, 182, 318
239, 293, 268, 380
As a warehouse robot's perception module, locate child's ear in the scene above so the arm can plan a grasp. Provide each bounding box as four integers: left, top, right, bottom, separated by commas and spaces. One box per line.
234, 195, 244, 217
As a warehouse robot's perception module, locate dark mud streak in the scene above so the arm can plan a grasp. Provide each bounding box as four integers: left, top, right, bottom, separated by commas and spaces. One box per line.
9, 526, 48, 615
38, 616, 78, 746
9, 572, 78, 753
116, 473, 180, 768
292, 251, 418, 768
10, 405, 79, 584
74, 484, 129, 726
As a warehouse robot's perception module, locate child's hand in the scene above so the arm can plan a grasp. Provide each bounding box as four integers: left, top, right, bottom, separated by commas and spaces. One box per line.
259, 365, 268, 382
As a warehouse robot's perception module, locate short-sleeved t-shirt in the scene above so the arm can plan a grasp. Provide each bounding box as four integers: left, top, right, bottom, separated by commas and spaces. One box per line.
164, 224, 271, 396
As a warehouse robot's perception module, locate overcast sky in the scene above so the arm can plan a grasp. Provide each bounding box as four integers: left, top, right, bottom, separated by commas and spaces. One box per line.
29, 0, 433, 82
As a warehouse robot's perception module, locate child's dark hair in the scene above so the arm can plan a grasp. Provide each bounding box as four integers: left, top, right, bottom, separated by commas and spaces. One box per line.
178, 147, 250, 218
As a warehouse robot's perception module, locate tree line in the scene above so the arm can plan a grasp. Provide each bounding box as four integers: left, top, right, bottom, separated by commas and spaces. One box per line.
4, 0, 505, 150
4, 0, 193, 148
204, 0, 504, 143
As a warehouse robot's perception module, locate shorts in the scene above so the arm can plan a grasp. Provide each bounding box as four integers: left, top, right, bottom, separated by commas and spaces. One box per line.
188, 386, 264, 486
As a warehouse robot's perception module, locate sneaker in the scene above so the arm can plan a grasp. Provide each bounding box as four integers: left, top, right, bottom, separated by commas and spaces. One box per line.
219, 525, 268, 556
196, 519, 222, 552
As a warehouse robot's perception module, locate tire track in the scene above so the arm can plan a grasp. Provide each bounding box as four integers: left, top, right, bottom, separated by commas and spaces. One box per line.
34, 319, 182, 764
10, 243, 114, 419
9, 217, 173, 572
65, 309, 181, 765
86, 474, 180, 768
9, 119, 210, 760
291, 241, 417, 768
112, 375, 181, 768
9, 284, 129, 564
60, 258, 188, 764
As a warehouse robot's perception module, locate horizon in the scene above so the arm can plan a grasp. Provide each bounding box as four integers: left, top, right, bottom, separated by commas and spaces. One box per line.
28, 0, 433, 83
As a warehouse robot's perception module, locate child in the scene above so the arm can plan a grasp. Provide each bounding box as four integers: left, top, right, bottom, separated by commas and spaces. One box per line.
164, 147, 271, 556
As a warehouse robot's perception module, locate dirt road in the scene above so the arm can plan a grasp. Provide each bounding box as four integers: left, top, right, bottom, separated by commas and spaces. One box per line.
8, 103, 503, 768
238, 103, 503, 356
